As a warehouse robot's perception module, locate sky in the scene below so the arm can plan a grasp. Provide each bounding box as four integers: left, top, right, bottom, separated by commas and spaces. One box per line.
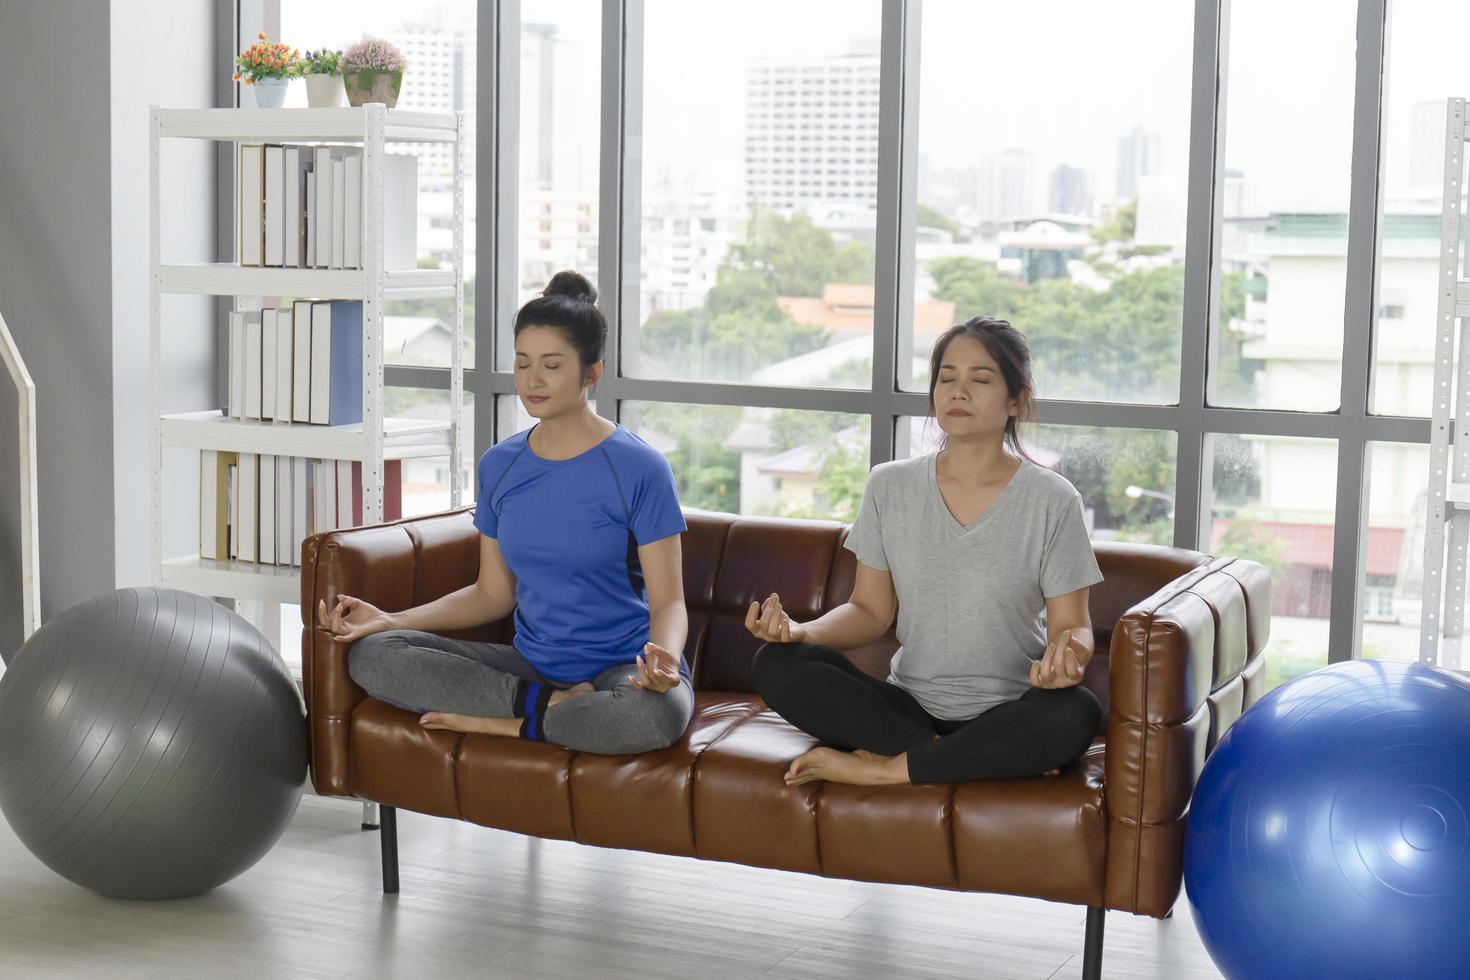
279, 0, 1470, 213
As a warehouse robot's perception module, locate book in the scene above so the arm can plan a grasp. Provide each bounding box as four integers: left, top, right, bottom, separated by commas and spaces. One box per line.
259, 455, 277, 565
384, 153, 419, 271
228, 311, 244, 418
226, 459, 238, 559
275, 308, 293, 421
305, 169, 317, 267
344, 150, 362, 269
337, 459, 353, 530
309, 303, 331, 424
238, 453, 258, 562
314, 459, 337, 533
264, 145, 284, 267
314, 146, 334, 269
330, 157, 346, 269
293, 456, 310, 563
292, 300, 313, 422
286, 146, 309, 268
261, 307, 277, 421
327, 301, 363, 426
244, 311, 263, 420
239, 144, 264, 266
277, 454, 294, 565
200, 450, 218, 560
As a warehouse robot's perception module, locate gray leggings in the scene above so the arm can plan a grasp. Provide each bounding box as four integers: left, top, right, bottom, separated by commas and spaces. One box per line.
347, 629, 694, 755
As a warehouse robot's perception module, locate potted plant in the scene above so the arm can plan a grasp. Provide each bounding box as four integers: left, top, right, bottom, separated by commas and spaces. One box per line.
233, 33, 301, 108
301, 49, 344, 108
341, 37, 408, 109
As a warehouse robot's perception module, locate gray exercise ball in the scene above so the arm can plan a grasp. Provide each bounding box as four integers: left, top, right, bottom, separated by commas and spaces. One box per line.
0, 587, 307, 899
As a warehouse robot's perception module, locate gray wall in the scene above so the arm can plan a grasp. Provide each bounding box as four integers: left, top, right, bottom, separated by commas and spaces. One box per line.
0, 1, 115, 662
0, 1, 217, 662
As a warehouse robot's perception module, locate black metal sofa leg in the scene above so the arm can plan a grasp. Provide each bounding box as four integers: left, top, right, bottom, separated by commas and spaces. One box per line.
1081, 906, 1105, 979
380, 805, 400, 894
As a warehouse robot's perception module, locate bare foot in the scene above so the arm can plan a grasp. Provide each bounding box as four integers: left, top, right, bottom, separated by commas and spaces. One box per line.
785, 747, 908, 786
418, 712, 521, 737
550, 681, 596, 707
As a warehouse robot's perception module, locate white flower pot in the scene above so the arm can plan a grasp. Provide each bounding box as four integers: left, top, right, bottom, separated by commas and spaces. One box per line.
305, 73, 344, 108
253, 77, 289, 108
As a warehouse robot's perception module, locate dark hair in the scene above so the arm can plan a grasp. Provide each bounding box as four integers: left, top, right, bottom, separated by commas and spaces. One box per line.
512, 270, 607, 370
927, 315, 1038, 463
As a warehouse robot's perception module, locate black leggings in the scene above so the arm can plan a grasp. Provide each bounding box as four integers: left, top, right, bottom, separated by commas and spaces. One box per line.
751, 641, 1101, 784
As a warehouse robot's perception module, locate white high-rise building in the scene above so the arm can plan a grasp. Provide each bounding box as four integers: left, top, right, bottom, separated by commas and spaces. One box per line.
387, 14, 478, 275
1116, 126, 1162, 202
394, 21, 476, 186
639, 183, 746, 321
517, 22, 601, 296
744, 41, 882, 211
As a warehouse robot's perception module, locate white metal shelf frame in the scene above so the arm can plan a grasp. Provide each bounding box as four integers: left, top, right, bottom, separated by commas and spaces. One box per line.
148, 104, 466, 605
1420, 97, 1470, 669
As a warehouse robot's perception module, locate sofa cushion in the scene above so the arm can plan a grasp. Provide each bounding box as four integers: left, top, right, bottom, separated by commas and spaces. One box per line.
349, 699, 464, 819
691, 704, 825, 874
457, 735, 577, 841
567, 693, 762, 857
952, 739, 1107, 906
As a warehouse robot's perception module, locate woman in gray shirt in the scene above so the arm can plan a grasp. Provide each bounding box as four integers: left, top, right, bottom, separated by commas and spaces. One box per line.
747, 316, 1105, 786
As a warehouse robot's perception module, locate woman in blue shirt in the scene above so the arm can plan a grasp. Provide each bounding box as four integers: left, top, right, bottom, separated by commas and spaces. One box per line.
318, 271, 693, 754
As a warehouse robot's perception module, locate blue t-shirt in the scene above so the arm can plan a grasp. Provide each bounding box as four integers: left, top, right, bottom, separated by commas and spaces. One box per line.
473, 424, 688, 682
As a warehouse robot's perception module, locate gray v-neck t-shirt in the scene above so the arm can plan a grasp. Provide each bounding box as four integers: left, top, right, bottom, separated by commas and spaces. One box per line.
844, 453, 1104, 720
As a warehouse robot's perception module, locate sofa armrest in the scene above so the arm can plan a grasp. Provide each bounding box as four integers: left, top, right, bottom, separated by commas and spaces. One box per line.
299, 508, 487, 796
1102, 555, 1270, 917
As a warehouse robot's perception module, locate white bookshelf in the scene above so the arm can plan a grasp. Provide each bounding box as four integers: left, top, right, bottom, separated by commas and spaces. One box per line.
148, 104, 467, 616
1421, 97, 1470, 669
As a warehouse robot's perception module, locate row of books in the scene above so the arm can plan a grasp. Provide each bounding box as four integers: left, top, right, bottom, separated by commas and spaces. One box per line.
238, 144, 417, 271
229, 301, 362, 427
199, 453, 404, 566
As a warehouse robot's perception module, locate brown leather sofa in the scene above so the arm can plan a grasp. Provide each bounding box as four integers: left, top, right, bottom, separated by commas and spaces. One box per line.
302, 506, 1270, 980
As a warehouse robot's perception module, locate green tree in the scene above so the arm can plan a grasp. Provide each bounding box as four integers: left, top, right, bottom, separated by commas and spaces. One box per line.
1092, 199, 1137, 244
634, 403, 742, 513
916, 203, 959, 237
928, 257, 1026, 322
730, 207, 875, 297
782, 441, 868, 523
1217, 517, 1289, 571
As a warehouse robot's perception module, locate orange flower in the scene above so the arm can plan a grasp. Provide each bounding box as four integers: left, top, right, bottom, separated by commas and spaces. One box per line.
257, 31, 266, 40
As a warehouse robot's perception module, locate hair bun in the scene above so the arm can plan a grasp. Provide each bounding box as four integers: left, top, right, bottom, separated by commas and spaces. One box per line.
543, 270, 597, 304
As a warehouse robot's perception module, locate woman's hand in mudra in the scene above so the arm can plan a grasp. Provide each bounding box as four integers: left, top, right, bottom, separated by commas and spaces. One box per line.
317, 593, 395, 644
1030, 628, 1089, 689
630, 642, 682, 693
745, 592, 808, 644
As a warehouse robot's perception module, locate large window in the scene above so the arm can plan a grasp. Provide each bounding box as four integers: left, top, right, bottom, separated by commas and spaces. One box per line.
1210, 434, 1338, 690
908, 0, 1195, 403
624, 402, 869, 521
631, 0, 883, 388
261, 0, 1447, 677
1213, 0, 1355, 411
1371, 0, 1470, 418
509, 1, 602, 372
1361, 442, 1429, 662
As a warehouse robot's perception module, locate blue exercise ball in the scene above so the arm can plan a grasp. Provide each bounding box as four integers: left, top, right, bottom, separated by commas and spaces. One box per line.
0, 588, 307, 899
1184, 659, 1470, 979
